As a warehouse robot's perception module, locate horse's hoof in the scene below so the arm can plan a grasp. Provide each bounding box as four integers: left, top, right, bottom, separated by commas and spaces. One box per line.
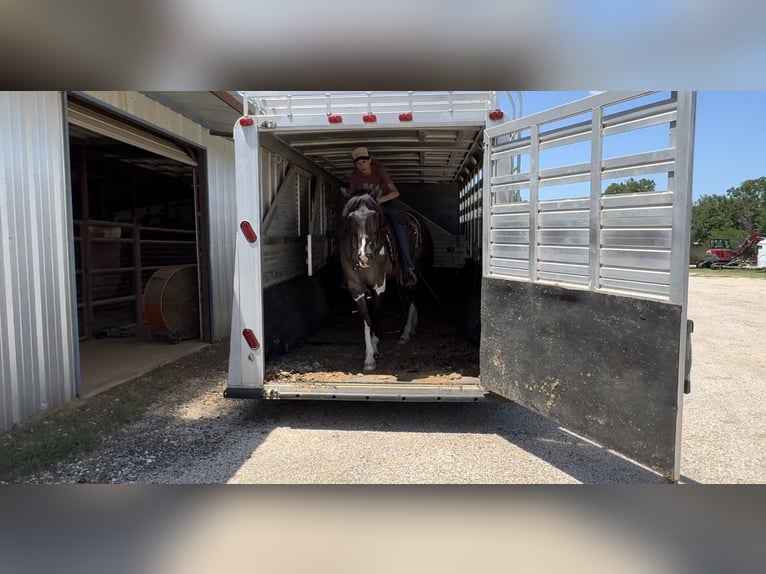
363, 361, 376, 371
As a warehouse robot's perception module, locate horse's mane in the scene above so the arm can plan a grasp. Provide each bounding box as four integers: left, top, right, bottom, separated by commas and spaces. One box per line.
342, 193, 380, 218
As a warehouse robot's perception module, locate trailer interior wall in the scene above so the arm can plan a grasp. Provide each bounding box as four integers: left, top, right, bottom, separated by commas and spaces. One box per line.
82, 92, 237, 341
246, 133, 344, 355
248, 134, 487, 366
0, 92, 77, 432
459, 167, 484, 261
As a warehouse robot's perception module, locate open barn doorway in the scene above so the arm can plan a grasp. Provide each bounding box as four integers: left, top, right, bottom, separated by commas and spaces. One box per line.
66, 95, 211, 397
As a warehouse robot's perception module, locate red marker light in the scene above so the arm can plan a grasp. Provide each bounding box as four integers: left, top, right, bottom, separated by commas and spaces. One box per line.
362, 113, 377, 123
399, 112, 413, 121
239, 116, 254, 126
242, 329, 260, 350
240, 221, 257, 243
328, 114, 343, 124
488, 109, 504, 121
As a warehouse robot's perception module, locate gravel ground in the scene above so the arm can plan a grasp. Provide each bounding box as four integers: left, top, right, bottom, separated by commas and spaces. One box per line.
681, 274, 765, 483
12, 274, 765, 484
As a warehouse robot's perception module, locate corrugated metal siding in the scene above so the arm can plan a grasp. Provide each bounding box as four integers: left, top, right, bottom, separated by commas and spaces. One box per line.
0, 92, 77, 432
205, 136, 236, 340
83, 92, 236, 341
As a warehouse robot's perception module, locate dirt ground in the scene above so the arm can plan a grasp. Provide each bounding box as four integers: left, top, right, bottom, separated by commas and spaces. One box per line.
5, 273, 764, 484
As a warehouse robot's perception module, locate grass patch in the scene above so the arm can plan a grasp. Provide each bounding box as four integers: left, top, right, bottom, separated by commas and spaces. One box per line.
0, 380, 162, 482
689, 267, 766, 279
0, 343, 224, 483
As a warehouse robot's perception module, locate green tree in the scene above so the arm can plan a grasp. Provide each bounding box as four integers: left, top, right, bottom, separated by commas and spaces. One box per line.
603, 177, 656, 195
691, 177, 766, 243
726, 176, 766, 231
690, 194, 735, 243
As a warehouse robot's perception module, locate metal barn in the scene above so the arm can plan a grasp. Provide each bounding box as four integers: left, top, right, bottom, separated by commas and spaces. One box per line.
0, 91, 242, 431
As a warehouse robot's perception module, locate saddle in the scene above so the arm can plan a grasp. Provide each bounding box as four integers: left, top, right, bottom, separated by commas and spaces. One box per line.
382, 210, 422, 266
402, 210, 423, 248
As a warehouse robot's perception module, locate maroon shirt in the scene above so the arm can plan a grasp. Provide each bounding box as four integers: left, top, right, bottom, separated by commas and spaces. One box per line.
349, 162, 394, 200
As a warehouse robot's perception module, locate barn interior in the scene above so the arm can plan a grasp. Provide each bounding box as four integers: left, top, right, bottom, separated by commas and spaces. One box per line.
67, 96, 211, 397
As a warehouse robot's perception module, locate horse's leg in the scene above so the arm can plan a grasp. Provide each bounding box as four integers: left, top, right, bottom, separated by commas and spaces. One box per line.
367, 277, 387, 359
352, 291, 377, 371
398, 286, 418, 344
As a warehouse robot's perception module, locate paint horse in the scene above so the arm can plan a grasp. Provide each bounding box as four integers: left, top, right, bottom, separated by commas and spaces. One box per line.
339, 193, 432, 371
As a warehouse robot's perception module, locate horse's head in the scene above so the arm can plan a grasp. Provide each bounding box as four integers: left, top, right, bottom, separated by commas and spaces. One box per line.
343, 194, 385, 269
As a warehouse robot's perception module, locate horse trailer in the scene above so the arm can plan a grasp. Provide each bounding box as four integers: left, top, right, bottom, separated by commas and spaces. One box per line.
225, 91, 696, 481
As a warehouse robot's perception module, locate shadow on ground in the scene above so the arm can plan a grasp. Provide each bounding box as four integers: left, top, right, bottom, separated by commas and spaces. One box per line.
226, 399, 668, 484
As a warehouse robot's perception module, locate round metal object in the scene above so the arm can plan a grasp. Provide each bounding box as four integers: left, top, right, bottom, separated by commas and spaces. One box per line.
143, 265, 200, 342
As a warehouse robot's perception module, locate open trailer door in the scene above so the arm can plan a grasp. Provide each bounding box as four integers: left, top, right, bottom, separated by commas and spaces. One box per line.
226, 119, 266, 397
480, 92, 696, 481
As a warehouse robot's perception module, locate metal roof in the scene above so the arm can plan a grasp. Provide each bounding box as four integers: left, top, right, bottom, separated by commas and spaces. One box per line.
142, 91, 243, 136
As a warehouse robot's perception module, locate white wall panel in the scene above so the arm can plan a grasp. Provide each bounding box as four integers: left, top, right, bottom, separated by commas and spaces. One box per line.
0, 92, 77, 431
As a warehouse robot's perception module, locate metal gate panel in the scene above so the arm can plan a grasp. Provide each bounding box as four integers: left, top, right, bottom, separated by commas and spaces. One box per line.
480, 92, 696, 481
483, 91, 694, 304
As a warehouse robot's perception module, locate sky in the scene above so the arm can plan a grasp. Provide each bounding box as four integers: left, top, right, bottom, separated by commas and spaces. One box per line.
503, 91, 766, 202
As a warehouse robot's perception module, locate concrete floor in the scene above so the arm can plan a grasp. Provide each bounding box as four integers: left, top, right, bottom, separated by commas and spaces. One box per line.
78, 334, 209, 398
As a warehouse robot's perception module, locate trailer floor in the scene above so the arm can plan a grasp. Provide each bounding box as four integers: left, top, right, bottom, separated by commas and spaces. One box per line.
263, 298, 482, 399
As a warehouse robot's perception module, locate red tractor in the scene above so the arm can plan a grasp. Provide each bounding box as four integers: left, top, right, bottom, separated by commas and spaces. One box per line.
697, 232, 766, 268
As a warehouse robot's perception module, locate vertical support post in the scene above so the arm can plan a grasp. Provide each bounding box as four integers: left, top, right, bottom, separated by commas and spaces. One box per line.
192, 166, 204, 341
132, 223, 142, 331
79, 147, 92, 338
528, 125, 539, 282
481, 136, 491, 277
588, 105, 604, 290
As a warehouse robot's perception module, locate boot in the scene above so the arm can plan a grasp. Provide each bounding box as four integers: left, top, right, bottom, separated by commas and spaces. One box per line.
403, 266, 418, 287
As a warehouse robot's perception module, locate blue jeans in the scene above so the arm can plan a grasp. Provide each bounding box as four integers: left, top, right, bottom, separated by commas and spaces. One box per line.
381, 201, 414, 269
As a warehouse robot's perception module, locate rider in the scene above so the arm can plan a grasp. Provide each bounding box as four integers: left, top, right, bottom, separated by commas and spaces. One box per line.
348, 146, 418, 286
